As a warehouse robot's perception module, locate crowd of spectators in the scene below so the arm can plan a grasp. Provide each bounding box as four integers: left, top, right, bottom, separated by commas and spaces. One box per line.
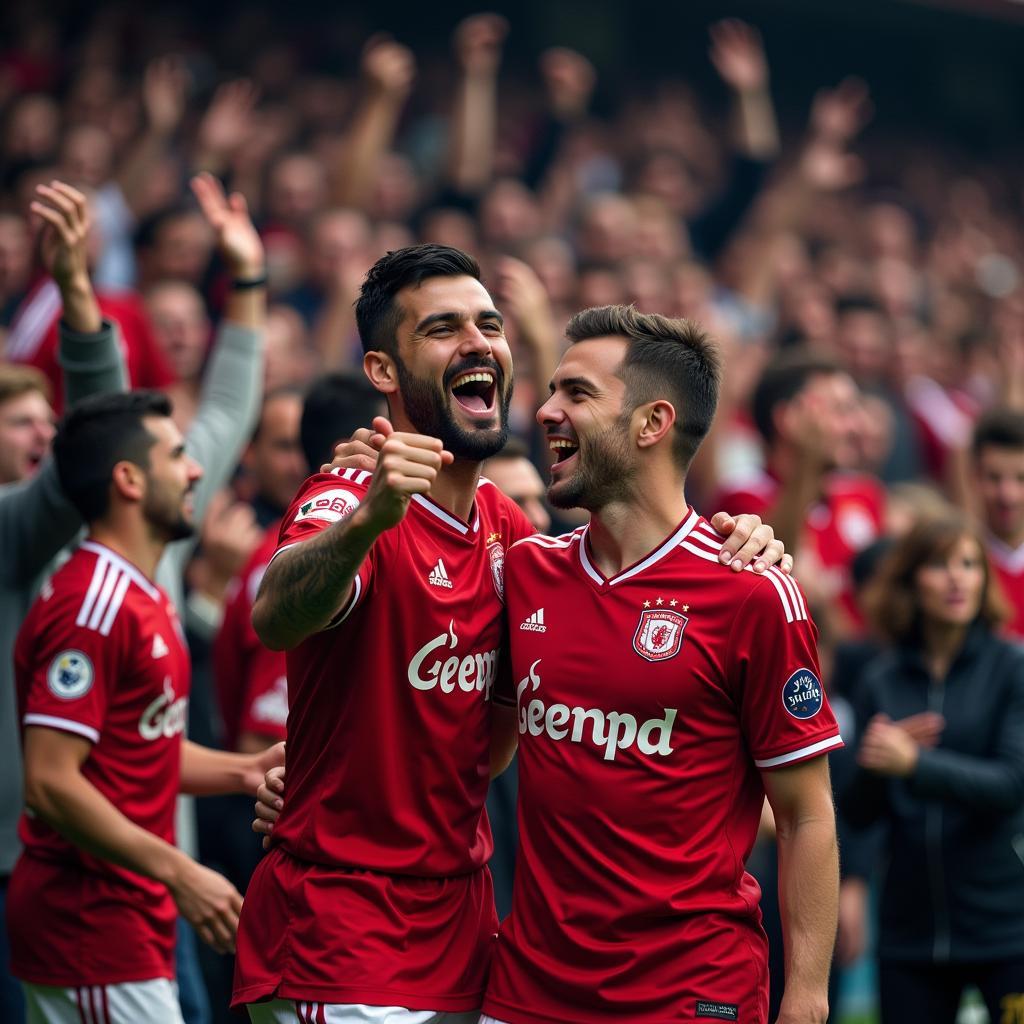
2, 3, 1023, 1022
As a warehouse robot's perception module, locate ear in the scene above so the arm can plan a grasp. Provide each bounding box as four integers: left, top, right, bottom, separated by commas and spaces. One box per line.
111, 461, 145, 503
363, 351, 399, 395
634, 399, 676, 451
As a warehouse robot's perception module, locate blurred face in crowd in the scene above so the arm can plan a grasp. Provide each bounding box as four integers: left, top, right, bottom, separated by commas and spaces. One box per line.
578, 195, 637, 264
146, 282, 210, 383
837, 307, 891, 383
59, 125, 114, 187
0, 389, 56, 484
264, 306, 315, 392
538, 336, 637, 512
245, 393, 306, 511
484, 455, 551, 534
308, 209, 372, 289
479, 180, 541, 248
0, 214, 32, 301
144, 212, 214, 285
914, 533, 986, 630
138, 415, 203, 542
4, 95, 60, 161
974, 444, 1024, 544
385, 275, 513, 462
780, 372, 863, 471
419, 209, 479, 258
268, 154, 327, 227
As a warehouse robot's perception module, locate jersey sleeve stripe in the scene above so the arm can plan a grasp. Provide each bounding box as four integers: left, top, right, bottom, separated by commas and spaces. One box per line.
76, 557, 111, 628
98, 571, 131, 637
86, 566, 122, 632
754, 733, 843, 768
686, 528, 725, 553
761, 568, 796, 623
23, 713, 100, 744
323, 574, 363, 631
679, 541, 726, 564
770, 567, 807, 622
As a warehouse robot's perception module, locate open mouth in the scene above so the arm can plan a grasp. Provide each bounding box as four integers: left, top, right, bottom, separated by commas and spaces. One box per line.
450, 369, 497, 417
549, 437, 579, 470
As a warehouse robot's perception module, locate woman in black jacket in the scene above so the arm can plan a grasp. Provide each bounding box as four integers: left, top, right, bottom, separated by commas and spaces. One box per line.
842, 515, 1024, 1023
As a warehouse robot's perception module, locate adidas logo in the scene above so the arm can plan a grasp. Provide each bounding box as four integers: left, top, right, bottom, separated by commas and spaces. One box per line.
428, 558, 454, 589
520, 608, 547, 633
151, 633, 170, 659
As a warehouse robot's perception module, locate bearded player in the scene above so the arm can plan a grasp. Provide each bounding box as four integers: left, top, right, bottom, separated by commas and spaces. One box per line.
236, 248, 790, 1024
481, 307, 842, 1024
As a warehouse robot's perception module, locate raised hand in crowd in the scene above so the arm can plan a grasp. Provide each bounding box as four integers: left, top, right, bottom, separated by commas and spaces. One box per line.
809, 76, 874, 146
30, 180, 101, 333
195, 78, 259, 176
142, 55, 189, 137
188, 489, 264, 604
454, 12, 508, 77
539, 46, 596, 120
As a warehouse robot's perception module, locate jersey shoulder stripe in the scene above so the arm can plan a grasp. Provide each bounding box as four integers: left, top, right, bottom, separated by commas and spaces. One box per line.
510, 528, 585, 552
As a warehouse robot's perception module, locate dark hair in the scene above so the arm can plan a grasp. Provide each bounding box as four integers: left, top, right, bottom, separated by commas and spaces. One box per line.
53, 390, 172, 523
300, 372, 386, 472
251, 385, 306, 443
864, 515, 1009, 645
751, 348, 845, 444
354, 244, 482, 357
972, 407, 1024, 458
565, 305, 721, 470
133, 203, 200, 251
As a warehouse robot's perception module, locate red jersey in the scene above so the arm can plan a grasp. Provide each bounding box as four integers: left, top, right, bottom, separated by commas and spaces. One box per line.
214, 524, 288, 749
9, 541, 190, 986
987, 535, 1024, 640
234, 468, 534, 1010
716, 468, 884, 625
483, 512, 842, 1024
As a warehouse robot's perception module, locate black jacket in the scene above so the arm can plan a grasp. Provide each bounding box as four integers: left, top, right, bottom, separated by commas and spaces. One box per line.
842, 625, 1024, 963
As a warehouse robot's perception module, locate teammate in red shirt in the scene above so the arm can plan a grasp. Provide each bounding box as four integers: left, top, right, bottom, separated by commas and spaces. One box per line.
8, 391, 283, 1024
236, 248, 789, 1024
716, 348, 884, 633
481, 307, 841, 1024
970, 409, 1024, 640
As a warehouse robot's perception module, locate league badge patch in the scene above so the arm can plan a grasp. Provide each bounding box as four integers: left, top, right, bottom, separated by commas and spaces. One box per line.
633, 609, 687, 662
782, 668, 823, 719
47, 650, 94, 700
294, 489, 360, 525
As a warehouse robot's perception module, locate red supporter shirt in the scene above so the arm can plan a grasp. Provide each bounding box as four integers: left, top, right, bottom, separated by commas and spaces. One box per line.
987, 535, 1024, 640
214, 524, 288, 749
483, 512, 842, 1024
9, 541, 189, 986
234, 468, 534, 1010
716, 468, 884, 625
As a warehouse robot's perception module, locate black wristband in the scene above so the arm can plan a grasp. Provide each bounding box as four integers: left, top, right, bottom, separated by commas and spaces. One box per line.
231, 273, 268, 290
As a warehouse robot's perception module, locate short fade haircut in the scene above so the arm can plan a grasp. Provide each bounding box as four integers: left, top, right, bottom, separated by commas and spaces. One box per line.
53, 390, 173, 524
972, 407, 1024, 458
752, 348, 846, 444
565, 305, 721, 470
0, 364, 51, 407
300, 371, 386, 472
354, 244, 482, 357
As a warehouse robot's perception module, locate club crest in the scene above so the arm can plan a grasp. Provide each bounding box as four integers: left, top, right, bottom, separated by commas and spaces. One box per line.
633, 609, 687, 662
488, 539, 505, 600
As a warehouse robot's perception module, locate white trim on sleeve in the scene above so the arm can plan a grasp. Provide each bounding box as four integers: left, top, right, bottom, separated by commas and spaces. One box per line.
23, 714, 100, 744
754, 733, 843, 768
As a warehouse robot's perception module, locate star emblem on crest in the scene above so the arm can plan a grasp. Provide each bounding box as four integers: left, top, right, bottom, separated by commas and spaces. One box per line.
655, 597, 664, 606
486, 532, 501, 545
670, 599, 678, 607
643, 600, 651, 608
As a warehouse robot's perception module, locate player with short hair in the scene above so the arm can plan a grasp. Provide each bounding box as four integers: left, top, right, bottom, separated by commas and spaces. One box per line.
481, 306, 842, 1024
9, 391, 283, 1024
236, 247, 789, 1024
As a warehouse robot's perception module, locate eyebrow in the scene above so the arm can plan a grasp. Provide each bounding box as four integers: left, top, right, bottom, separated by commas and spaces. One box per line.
549, 375, 596, 395
414, 309, 505, 333
170, 443, 186, 458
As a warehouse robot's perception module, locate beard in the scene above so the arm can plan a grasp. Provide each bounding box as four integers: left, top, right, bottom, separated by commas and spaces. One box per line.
142, 481, 195, 542
548, 417, 636, 512
395, 355, 512, 462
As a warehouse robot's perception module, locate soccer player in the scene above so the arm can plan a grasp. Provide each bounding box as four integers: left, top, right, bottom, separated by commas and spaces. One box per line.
970, 408, 1024, 638
8, 391, 284, 1024
481, 307, 843, 1024
236, 246, 788, 1024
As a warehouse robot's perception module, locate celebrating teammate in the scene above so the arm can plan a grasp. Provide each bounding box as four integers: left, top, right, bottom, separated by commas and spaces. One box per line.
236, 245, 790, 1023
8, 391, 284, 1023
482, 307, 842, 1024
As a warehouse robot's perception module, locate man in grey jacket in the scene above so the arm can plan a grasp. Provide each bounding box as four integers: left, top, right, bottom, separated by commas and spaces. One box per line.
0, 174, 266, 1022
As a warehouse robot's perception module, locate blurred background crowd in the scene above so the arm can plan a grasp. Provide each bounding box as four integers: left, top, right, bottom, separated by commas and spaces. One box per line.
2, 0, 1024, 1021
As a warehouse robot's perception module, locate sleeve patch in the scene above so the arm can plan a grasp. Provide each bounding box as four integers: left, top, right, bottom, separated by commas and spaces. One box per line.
782, 668, 823, 720
293, 488, 361, 525
47, 650, 95, 701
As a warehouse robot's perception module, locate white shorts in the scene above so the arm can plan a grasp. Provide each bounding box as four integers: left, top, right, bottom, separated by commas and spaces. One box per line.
247, 1002, 481, 1024
23, 979, 183, 1024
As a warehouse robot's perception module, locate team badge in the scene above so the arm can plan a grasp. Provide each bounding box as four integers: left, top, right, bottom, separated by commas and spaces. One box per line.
47, 650, 94, 700
294, 489, 360, 525
487, 538, 505, 600
782, 668, 823, 719
633, 609, 687, 662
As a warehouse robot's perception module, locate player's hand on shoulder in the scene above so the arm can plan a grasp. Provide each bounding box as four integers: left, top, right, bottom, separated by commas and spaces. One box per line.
320, 416, 391, 474
253, 764, 286, 849
710, 512, 793, 575
169, 858, 243, 954
364, 419, 454, 530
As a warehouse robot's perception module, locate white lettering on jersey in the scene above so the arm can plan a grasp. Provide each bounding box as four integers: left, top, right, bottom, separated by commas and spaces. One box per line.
428, 558, 453, 589
407, 619, 498, 701
139, 676, 188, 741
520, 608, 547, 632
294, 489, 361, 525
516, 659, 676, 762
